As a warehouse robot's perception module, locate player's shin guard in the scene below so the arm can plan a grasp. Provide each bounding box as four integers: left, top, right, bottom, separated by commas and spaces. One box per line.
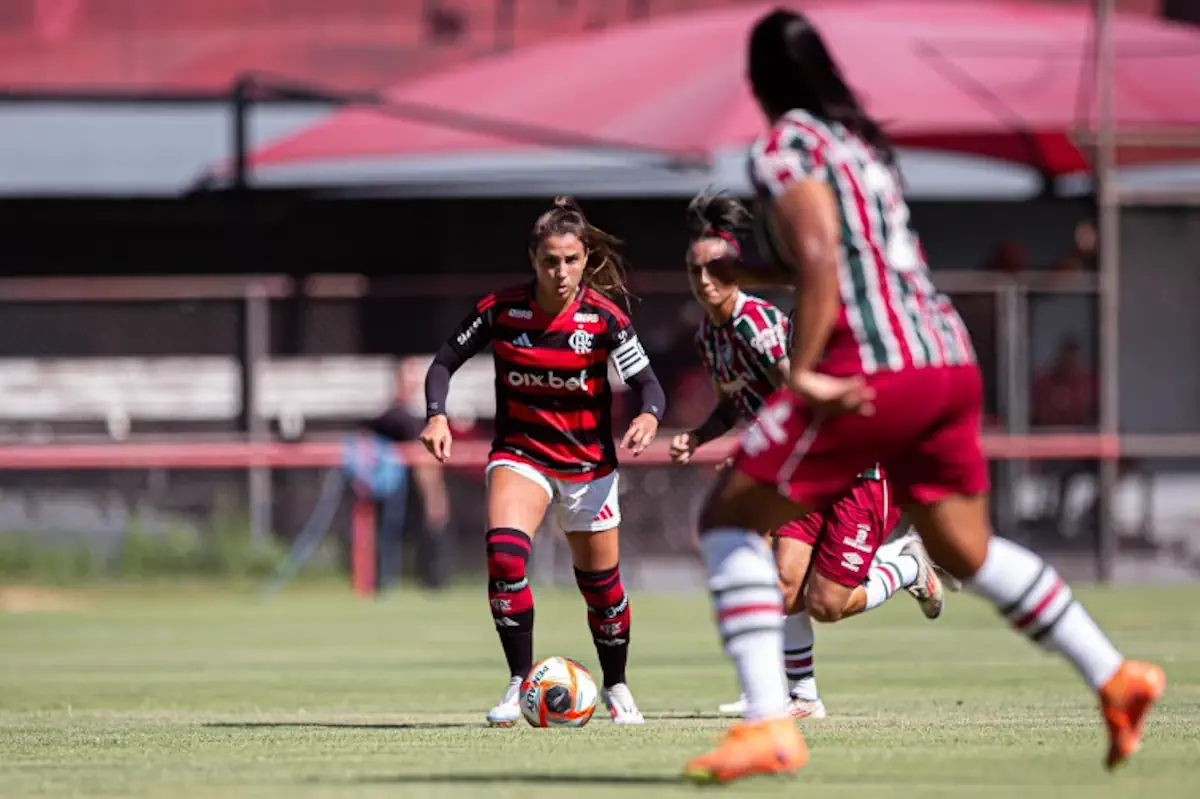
575, 565, 630, 688
701, 528, 790, 721
968, 536, 1123, 689
485, 527, 535, 680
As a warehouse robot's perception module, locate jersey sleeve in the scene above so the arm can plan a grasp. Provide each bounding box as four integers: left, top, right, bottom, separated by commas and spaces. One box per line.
445, 295, 496, 361
733, 303, 790, 371
607, 316, 651, 383
750, 125, 826, 198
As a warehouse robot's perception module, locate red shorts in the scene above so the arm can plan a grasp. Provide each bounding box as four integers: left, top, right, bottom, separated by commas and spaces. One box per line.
776, 477, 900, 587
735, 365, 989, 510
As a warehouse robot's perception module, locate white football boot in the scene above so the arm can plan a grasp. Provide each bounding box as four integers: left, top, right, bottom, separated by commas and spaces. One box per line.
600, 682, 645, 725
485, 676, 522, 727
718, 693, 826, 719
788, 696, 827, 719
902, 535, 946, 619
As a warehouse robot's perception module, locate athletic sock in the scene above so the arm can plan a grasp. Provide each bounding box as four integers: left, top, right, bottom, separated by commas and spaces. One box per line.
863, 553, 921, 610
700, 528, 790, 721
485, 527, 535, 679
968, 536, 1123, 690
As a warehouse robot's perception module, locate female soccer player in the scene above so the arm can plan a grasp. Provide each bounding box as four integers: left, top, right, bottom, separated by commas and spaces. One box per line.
668, 192, 945, 721
684, 9, 1164, 782
420, 197, 665, 727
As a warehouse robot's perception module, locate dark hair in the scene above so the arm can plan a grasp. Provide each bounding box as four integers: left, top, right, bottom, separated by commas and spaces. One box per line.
686, 192, 752, 250
748, 8, 896, 165
529, 196, 633, 305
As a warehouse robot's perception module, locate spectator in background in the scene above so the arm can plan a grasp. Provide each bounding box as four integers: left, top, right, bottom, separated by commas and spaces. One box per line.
361, 366, 452, 589
1033, 337, 1096, 429
1031, 337, 1098, 537
985, 240, 1028, 275
1051, 219, 1098, 274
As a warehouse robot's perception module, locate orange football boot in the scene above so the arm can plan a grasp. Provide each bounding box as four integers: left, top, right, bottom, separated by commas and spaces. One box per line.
684, 717, 808, 784
1099, 660, 1166, 770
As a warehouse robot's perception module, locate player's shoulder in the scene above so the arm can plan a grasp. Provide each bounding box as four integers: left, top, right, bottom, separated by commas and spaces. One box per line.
732, 293, 784, 331
579, 287, 632, 330
736, 292, 782, 319
753, 110, 831, 154
476, 283, 531, 314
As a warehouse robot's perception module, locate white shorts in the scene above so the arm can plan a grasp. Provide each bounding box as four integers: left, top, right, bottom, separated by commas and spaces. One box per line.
485, 459, 622, 533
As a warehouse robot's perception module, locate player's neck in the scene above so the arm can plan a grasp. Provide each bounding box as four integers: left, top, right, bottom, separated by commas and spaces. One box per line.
533, 285, 577, 317
706, 292, 740, 326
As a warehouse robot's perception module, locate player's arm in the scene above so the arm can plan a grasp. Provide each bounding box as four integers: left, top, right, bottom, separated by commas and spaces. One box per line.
771, 180, 841, 376
609, 321, 665, 456
424, 299, 495, 419
751, 140, 867, 410
421, 299, 495, 461
691, 391, 740, 448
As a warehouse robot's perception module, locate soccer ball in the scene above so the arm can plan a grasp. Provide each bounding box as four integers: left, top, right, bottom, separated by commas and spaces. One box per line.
519, 656, 598, 728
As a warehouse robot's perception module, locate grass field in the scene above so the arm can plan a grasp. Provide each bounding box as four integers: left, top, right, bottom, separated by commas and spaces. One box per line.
1, 582, 1198, 798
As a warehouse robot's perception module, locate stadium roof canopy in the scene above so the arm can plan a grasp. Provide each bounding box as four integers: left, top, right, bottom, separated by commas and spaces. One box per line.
212, 0, 1200, 199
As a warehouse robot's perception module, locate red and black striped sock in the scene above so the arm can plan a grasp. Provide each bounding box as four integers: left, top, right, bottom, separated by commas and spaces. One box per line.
485, 527, 535, 679
575, 565, 631, 688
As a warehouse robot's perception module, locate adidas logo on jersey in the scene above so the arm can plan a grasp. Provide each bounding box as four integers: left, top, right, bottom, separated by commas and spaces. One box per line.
512, 333, 533, 347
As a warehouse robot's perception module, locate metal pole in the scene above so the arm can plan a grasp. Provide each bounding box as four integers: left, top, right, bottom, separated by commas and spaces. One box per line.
245, 280, 273, 548
997, 284, 1022, 543
232, 76, 252, 191
1093, 0, 1119, 584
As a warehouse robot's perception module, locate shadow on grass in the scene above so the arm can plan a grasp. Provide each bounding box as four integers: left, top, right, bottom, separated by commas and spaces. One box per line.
204, 720, 476, 731
326, 773, 686, 786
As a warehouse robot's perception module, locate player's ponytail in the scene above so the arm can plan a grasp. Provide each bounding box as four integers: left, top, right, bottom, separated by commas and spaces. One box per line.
686, 192, 752, 256
749, 8, 896, 166
530, 196, 634, 308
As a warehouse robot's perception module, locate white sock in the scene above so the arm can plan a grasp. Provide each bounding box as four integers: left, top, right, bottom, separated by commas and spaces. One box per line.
968, 536, 1123, 690
782, 612, 818, 701
873, 532, 911, 563
701, 528, 790, 721
863, 554, 920, 610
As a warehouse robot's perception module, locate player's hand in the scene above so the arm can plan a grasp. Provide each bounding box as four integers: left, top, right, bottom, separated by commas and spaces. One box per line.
419, 414, 453, 462
622, 413, 659, 456
789, 370, 875, 416
669, 432, 699, 465
716, 456, 735, 472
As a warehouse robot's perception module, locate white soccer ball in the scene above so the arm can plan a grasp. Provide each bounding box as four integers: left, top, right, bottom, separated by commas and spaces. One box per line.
519, 656, 598, 728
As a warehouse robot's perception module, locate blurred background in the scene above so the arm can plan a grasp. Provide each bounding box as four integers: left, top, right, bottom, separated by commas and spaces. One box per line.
2, 0, 1200, 595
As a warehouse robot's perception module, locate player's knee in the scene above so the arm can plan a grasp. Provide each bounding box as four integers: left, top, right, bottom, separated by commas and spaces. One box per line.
804, 591, 845, 623
778, 571, 805, 614
485, 527, 531, 579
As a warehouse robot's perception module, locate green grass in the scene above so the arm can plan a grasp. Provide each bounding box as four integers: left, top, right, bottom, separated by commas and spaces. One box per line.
1, 583, 1198, 798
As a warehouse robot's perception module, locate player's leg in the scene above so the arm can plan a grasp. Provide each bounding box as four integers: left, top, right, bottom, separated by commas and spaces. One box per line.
559, 471, 642, 725
686, 466, 815, 782
897, 366, 1164, 770
717, 522, 824, 719
774, 521, 824, 718
816, 478, 946, 621
483, 461, 553, 727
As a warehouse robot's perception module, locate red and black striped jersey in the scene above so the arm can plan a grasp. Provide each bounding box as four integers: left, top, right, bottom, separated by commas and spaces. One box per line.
443, 282, 651, 481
